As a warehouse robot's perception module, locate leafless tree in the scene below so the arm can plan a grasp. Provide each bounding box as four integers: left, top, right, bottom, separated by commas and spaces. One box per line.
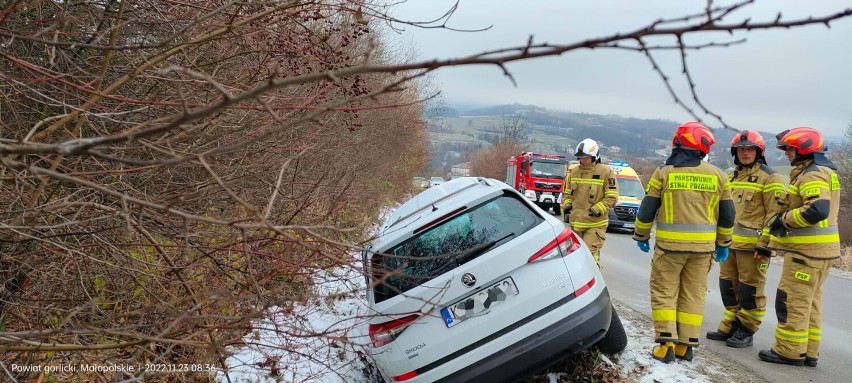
492, 113, 529, 145
833, 119, 852, 244
469, 141, 526, 180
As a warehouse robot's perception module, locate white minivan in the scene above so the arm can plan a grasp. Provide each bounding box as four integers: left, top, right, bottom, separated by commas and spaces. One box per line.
363, 177, 626, 383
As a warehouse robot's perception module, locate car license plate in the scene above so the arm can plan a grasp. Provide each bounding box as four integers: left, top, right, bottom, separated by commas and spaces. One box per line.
623, 222, 635, 229
440, 277, 519, 328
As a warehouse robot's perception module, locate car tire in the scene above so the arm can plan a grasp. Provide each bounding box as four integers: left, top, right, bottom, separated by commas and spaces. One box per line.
595, 307, 627, 355
553, 205, 562, 216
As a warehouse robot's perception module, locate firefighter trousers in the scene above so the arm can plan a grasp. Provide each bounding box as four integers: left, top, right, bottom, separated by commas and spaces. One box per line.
715, 249, 769, 333
772, 252, 832, 360
650, 247, 713, 346
573, 226, 606, 267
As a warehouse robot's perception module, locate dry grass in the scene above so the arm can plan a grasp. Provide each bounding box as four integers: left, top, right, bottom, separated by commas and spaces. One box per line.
522, 350, 625, 383
834, 245, 852, 272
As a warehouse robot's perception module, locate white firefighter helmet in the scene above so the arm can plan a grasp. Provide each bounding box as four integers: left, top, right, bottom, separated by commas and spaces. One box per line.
574, 138, 599, 159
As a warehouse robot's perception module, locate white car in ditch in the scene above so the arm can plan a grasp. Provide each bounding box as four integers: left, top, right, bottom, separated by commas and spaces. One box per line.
362, 177, 627, 383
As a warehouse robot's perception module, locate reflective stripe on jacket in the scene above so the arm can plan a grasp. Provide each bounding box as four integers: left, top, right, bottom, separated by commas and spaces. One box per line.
769, 160, 840, 259
563, 163, 618, 228
728, 163, 786, 251
634, 162, 734, 252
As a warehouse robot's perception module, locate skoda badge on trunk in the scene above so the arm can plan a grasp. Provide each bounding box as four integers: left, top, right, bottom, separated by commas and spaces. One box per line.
461, 273, 476, 287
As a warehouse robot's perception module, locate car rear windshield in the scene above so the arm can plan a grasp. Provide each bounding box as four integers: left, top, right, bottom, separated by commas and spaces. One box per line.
371, 192, 544, 303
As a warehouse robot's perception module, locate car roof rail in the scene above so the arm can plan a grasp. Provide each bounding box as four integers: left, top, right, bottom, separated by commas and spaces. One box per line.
387, 181, 483, 228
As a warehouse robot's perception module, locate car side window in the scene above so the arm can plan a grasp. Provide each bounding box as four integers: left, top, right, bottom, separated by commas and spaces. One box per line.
372, 192, 542, 303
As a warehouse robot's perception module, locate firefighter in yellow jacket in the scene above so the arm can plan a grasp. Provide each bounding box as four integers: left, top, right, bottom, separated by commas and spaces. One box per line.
706, 130, 786, 348
758, 127, 840, 367
562, 138, 618, 267
633, 121, 735, 363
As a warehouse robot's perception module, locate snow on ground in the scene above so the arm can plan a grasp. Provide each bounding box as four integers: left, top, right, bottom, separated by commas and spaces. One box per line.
610, 301, 769, 383
218, 203, 754, 383
214, 197, 846, 383
612, 302, 714, 383
218, 263, 374, 383
218, 264, 755, 383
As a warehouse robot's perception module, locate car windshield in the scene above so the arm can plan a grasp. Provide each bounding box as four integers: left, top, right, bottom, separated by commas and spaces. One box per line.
530, 161, 567, 179
371, 193, 542, 303
617, 177, 645, 198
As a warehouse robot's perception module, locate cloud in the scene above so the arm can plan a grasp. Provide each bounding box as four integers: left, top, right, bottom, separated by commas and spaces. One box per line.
392, 0, 852, 136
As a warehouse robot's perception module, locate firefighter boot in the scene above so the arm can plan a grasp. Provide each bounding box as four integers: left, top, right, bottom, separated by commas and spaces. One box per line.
758, 349, 805, 366
652, 342, 676, 363
805, 357, 818, 367
674, 343, 693, 361
725, 326, 753, 348
707, 320, 739, 341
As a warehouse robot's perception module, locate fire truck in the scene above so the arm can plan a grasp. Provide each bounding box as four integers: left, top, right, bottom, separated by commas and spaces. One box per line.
506, 152, 570, 214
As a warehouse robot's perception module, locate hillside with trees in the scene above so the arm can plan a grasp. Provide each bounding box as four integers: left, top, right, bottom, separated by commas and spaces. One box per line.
427, 103, 799, 177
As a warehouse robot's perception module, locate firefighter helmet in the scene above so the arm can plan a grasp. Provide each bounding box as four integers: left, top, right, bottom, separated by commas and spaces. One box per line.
672, 121, 715, 154
776, 127, 824, 155
730, 130, 766, 164
574, 138, 600, 159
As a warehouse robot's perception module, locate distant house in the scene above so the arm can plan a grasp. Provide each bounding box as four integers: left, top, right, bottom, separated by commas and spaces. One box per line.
451, 162, 472, 177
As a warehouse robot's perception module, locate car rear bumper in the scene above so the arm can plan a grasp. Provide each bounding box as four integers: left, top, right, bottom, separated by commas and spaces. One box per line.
434, 288, 612, 383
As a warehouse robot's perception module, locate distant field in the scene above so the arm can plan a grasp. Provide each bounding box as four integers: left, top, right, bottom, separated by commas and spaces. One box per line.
442, 116, 499, 135
434, 117, 575, 154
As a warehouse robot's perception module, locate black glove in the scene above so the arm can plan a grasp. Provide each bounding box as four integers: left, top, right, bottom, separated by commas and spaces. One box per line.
768, 214, 787, 238
588, 206, 602, 217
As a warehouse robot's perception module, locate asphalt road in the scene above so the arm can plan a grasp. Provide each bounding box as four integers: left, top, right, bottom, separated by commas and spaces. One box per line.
598, 230, 852, 382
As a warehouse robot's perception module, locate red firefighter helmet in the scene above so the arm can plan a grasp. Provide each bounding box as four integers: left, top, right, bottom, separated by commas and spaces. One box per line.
730, 129, 765, 156
672, 121, 715, 154
775, 127, 824, 155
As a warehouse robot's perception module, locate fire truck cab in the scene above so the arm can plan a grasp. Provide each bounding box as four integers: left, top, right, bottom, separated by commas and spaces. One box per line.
506, 152, 570, 215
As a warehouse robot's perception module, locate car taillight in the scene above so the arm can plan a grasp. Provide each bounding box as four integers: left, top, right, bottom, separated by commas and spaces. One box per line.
574, 277, 596, 297
368, 314, 419, 348
393, 371, 418, 382
528, 227, 581, 262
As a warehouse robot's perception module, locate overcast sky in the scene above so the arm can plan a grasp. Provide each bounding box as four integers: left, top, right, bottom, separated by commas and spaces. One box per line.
389, 0, 852, 138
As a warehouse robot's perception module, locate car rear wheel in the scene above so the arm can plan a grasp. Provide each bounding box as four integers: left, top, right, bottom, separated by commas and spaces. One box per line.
553, 204, 561, 216
595, 307, 627, 355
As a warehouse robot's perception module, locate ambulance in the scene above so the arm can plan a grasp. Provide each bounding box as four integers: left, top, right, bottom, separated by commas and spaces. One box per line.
606, 161, 645, 232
